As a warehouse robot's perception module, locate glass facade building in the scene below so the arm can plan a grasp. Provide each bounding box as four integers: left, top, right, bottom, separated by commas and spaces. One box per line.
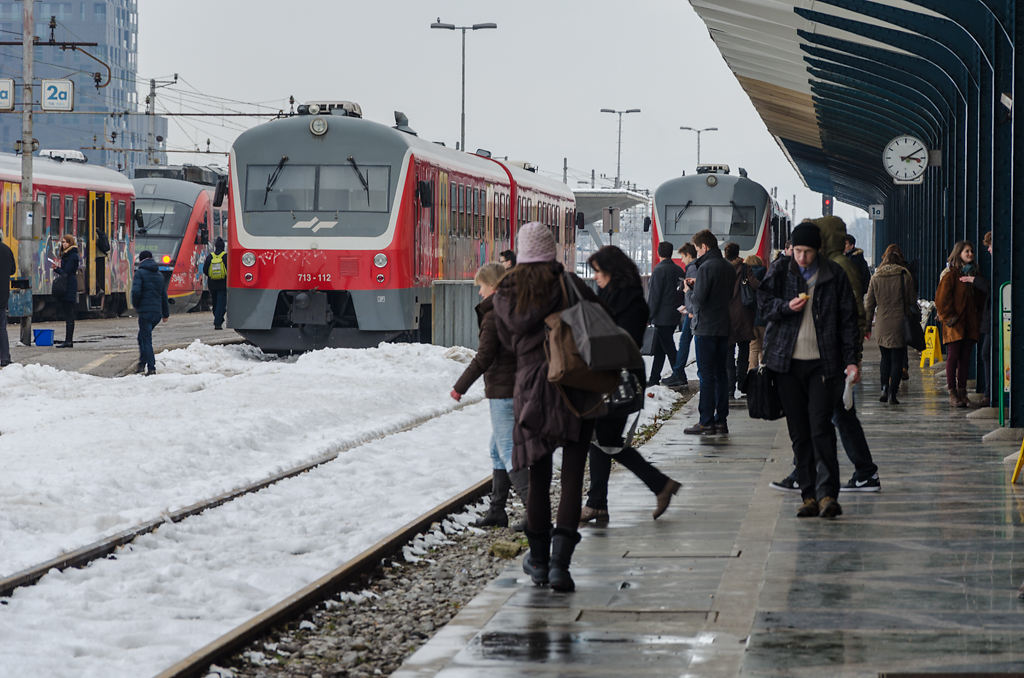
0, 0, 166, 176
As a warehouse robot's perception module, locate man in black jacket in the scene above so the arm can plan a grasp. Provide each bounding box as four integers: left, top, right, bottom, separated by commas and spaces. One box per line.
0, 240, 15, 367
843, 234, 871, 297
646, 240, 683, 386
684, 230, 736, 435
131, 250, 171, 375
759, 223, 859, 519
202, 237, 228, 330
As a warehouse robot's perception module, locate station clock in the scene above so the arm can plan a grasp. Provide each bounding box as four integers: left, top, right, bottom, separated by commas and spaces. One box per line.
882, 135, 928, 184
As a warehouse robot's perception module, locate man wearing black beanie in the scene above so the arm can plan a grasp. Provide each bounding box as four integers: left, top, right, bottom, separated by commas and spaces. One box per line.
757, 222, 859, 519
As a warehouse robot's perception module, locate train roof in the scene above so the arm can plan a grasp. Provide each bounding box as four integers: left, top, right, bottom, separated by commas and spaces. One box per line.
232, 113, 573, 201
131, 177, 207, 205
654, 171, 769, 202
0, 152, 134, 195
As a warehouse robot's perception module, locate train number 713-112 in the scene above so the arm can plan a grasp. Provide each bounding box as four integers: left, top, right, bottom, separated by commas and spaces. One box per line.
298, 273, 332, 282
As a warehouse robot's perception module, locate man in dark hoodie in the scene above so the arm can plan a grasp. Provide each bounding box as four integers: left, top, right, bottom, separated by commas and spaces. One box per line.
646, 240, 684, 386
131, 250, 170, 375
843, 234, 871, 297
203, 237, 228, 330
684, 229, 736, 435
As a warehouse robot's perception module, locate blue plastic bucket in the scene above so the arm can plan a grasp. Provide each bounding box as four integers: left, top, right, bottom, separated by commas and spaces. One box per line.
33, 329, 54, 346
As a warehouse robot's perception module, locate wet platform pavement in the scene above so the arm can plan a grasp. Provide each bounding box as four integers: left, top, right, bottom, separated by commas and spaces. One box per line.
395, 354, 1024, 677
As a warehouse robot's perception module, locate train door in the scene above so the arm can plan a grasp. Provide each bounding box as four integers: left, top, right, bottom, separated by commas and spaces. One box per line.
88, 191, 109, 296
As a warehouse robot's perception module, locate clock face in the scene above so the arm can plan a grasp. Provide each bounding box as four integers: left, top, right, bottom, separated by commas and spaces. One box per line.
882, 136, 928, 181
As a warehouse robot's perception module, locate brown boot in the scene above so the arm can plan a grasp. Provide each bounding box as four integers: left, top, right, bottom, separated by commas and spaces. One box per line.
956, 388, 971, 408
949, 388, 961, 407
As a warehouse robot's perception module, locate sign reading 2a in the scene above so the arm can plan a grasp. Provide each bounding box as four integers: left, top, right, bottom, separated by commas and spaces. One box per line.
0, 79, 13, 111
40, 79, 74, 112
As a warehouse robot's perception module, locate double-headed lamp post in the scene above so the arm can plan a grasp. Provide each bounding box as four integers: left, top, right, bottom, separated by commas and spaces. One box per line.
679, 126, 718, 166
600, 108, 640, 189
431, 18, 497, 152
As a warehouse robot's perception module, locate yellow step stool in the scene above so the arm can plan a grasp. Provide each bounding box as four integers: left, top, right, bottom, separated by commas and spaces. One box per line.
920, 325, 942, 367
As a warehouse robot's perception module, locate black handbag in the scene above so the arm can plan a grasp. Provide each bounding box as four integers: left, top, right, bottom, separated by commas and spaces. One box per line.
904, 315, 926, 351
603, 369, 644, 417
746, 366, 784, 420
51, 274, 67, 299
641, 326, 657, 356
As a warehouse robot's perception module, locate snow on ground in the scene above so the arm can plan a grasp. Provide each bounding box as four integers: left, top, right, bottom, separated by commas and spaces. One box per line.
0, 341, 681, 677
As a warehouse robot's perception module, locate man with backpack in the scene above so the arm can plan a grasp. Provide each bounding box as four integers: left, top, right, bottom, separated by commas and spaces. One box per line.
724, 242, 758, 396
203, 237, 228, 330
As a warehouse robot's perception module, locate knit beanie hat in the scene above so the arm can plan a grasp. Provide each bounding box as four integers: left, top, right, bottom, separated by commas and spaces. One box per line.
516, 221, 557, 263
790, 223, 822, 250
138, 250, 153, 261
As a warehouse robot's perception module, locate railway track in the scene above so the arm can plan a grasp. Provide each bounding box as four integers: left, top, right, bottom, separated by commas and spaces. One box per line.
0, 394, 485, 598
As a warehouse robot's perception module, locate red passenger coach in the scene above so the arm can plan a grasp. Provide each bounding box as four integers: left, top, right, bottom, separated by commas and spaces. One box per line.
0, 151, 135, 317
227, 102, 578, 353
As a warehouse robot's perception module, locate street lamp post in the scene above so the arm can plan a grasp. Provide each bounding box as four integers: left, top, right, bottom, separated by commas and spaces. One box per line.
679, 126, 718, 165
431, 18, 497, 152
600, 108, 640, 189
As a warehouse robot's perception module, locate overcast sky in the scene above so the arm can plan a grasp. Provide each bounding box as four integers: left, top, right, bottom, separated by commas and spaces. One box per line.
136, 0, 865, 227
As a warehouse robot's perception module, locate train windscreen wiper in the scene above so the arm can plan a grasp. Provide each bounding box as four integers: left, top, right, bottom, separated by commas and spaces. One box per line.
673, 200, 693, 227
347, 155, 370, 202
263, 155, 289, 206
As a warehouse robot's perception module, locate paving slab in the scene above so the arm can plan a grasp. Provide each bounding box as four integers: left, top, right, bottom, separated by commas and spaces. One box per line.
394, 349, 1024, 678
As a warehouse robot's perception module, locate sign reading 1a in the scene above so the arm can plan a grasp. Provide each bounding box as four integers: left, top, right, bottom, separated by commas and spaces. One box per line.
0, 78, 13, 111
40, 79, 74, 112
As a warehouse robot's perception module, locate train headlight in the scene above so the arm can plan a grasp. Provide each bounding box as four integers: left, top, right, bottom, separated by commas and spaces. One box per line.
373, 253, 388, 268
241, 252, 256, 267
706, 175, 718, 187
310, 117, 328, 136
161, 255, 171, 264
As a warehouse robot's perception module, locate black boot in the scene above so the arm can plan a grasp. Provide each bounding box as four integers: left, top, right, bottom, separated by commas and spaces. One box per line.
522, 527, 551, 586
508, 468, 529, 532
473, 470, 510, 528
878, 385, 888, 403
549, 527, 582, 592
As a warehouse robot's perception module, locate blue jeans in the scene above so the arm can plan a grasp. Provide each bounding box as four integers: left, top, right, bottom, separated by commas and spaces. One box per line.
694, 335, 730, 425
488, 398, 514, 471
137, 313, 161, 370
211, 288, 226, 327
672, 314, 692, 379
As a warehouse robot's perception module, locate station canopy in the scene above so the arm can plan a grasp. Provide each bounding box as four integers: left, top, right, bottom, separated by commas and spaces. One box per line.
687, 0, 950, 210
572, 187, 650, 225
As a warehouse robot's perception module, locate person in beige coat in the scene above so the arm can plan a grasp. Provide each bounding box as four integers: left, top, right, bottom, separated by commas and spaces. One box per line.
865, 245, 917, 404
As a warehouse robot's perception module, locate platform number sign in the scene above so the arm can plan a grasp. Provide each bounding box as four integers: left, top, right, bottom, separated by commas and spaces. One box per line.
868, 204, 884, 221
0, 79, 13, 111
40, 79, 74, 112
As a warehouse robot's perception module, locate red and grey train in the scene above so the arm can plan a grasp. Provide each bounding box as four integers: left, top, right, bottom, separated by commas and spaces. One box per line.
0, 151, 135, 317
650, 164, 790, 265
132, 165, 228, 312
226, 102, 579, 352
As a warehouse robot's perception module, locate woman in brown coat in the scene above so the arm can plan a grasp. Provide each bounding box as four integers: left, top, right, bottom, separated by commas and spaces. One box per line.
934, 241, 985, 407
492, 221, 596, 593
865, 245, 917, 404
451, 263, 526, 529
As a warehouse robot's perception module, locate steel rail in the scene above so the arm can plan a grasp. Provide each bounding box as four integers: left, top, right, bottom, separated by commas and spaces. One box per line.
0, 396, 484, 597
154, 476, 491, 678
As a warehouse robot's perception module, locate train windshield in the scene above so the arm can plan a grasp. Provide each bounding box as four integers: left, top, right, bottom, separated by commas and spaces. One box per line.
134, 198, 191, 261
244, 164, 390, 214
663, 204, 757, 237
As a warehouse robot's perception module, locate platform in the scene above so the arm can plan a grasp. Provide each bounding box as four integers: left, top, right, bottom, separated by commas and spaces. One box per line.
394, 357, 1024, 677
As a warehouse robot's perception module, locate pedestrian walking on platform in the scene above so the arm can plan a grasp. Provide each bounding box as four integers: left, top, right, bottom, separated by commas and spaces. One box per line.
935, 240, 985, 408
724, 242, 757, 396
492, 222, 596, 593
131, 250, 170, 376
744, 254, 768, 374
203, 237, 228, 330
668, 242, 698, 389
451, 263, 527, 530
580, 245, 681, 525
684, 229, 735, 435
843, 234, 871, 297
0, 239, 15, 367
52, 234, 79, 348
646, 241, 684, 386
759, 222, 859, 518
865, 245, 917, 404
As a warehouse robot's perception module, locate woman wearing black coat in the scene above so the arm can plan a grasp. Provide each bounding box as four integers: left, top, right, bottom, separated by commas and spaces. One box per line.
580, 246, 680, 524
492, 222, 596, 593
52, 234, 79, 347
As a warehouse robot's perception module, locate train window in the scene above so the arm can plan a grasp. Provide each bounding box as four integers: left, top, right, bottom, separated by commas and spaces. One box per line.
711, 204, 755, 236
64, 195, 73, 235
50, 194, 61, 234
244, 164, 315, 212
117, 201, 127, 240
318, 165, 389, 212
664, 204, 709, 236
36, 193, 46, 229
77, 197, 86, 235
